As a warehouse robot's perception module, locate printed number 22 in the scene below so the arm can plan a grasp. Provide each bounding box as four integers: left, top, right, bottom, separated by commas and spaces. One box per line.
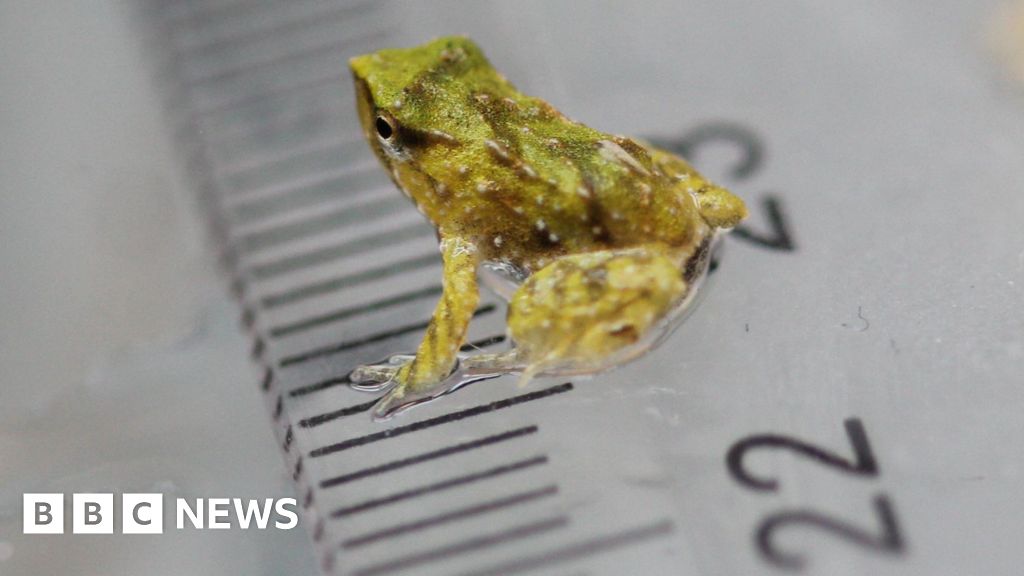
726, 418, 905, 570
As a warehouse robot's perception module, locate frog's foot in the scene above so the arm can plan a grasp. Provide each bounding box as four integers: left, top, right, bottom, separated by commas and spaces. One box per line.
460, 349, 523, 374
352, 350, 510, 420
348, 354, 415, 392
461, 349, 536, 387
369, 355, 505, 420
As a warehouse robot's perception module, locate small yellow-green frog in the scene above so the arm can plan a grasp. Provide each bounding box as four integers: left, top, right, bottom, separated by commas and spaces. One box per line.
349, 36, 746, 417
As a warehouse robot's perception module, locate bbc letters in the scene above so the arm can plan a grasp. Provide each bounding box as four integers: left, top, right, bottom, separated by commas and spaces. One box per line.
24, 493, 298, 534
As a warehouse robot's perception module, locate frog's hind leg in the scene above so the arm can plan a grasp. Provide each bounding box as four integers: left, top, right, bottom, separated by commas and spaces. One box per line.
500, 248, 689, 383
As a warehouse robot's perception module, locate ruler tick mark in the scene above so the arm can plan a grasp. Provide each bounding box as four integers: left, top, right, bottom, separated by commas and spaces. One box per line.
204, 108, 351, 154
349, 515, 569, 576
228, 165, 384, 221
186, 30, 385, 88
236, 197, 405, 253
215, 134, 361, 182
163, 0, 265, 29
226, 158, 378, 207
262, 252, 439, 309
195, 73, 341, 118
283, 425, 293, 451
318, 426, 538, 485
289, 334, 505, 398
279, 304, 496, 368
342, 484, 559, 549
260, 365, 274, 391
452, 519, 676, 576
308, 382, 571, 456
269, 284, 443, 338
330, 455, 549, 519
246, 223, 432, 279
177, 1, 376, 58
301, 398, 378, 425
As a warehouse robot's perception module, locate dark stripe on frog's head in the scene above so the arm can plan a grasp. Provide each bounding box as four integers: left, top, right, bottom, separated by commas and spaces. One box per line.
394, 124, 462, 151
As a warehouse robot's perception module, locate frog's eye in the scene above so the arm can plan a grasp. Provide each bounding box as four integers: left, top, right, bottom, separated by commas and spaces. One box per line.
375, 115, 396, 141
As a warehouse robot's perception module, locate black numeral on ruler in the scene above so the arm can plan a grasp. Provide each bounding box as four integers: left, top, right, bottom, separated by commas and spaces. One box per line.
726, 418, 906, 570
654, 121, 796, 252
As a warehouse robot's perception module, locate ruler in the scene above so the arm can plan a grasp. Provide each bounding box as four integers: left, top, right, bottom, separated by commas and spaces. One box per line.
147, 1, 1024, 575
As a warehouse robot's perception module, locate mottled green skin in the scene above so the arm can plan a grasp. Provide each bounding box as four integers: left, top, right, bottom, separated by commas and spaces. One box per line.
350, 36, 744, 271
347, 37, 747, 418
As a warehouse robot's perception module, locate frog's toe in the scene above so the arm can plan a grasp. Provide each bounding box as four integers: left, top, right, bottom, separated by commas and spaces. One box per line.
367, 354, 510, 420
371, 385, 426, 420
349, 354, 415, 392
349, 366, 398, 392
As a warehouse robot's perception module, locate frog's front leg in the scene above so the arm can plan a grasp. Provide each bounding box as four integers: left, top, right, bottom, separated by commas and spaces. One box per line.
465, 247, 689, 384
350, 236, 480, 411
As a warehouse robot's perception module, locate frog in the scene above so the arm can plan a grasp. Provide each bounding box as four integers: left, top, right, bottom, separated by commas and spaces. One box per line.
348, 36, 746, 418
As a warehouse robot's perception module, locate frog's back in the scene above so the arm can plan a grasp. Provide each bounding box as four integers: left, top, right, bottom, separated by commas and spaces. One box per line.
352, 37, 714, 267
444, 89, 713, 266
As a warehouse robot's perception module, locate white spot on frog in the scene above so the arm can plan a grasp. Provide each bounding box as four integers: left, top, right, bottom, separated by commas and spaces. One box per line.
485, 139, 512, 162
429, 129, 458, 144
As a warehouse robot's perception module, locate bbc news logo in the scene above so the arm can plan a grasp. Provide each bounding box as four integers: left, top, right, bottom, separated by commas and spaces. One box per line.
23, 494, 298, 534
